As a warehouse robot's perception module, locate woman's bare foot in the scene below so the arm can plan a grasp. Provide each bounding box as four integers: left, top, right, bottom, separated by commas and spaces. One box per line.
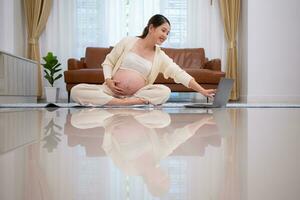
106, 97, 149, 106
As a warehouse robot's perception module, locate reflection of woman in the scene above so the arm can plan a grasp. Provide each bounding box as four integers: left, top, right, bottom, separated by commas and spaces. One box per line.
71, 108, 213, 197
71, 14, 215, 106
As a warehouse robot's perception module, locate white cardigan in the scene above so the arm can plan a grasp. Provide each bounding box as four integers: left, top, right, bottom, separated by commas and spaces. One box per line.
101, 36, 193, 88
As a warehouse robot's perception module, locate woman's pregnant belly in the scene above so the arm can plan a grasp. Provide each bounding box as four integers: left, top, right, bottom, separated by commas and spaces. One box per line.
113, 69, 147, 96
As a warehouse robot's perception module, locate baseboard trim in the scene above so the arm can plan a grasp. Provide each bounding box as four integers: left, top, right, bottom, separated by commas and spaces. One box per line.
242, 95, 300, 104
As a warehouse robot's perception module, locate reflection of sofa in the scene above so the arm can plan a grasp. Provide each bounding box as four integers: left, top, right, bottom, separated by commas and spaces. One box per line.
64, 47, 226, 101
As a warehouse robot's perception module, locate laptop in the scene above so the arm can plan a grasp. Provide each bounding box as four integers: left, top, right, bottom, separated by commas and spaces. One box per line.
184, 78, 234, 108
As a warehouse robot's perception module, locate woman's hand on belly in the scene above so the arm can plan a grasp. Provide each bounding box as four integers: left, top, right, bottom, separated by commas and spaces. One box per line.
106, 79, 126, 96
113, 69, 147, 96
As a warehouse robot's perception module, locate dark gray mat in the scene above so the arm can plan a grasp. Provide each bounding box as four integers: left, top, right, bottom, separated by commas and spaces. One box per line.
1, 102, 300, 108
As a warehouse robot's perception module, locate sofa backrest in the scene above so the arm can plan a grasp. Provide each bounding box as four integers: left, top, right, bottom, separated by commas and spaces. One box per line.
161, 48, 206, 68
85, 47, 113, 68
85, 47, 206, 69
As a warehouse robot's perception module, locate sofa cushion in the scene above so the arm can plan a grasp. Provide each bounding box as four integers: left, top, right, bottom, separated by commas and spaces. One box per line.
64, 69, 104, 83
85, 47, 112, 68
155, 68, 225, 84
161, 48, 205, 68
65, 68, 225, 85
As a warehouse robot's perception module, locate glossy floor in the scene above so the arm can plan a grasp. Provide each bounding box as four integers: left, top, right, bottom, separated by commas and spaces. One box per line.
0, 107, 299, 200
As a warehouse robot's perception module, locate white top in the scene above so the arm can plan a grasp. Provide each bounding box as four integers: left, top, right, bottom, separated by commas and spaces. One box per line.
119, 52, 152, 79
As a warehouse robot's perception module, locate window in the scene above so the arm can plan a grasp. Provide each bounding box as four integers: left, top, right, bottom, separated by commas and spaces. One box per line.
75, 0, 105, 56
75, 0, 188, 56
161, 0, 187, 47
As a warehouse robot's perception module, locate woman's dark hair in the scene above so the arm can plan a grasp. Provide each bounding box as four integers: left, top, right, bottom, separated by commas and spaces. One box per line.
139, 14, 170, 39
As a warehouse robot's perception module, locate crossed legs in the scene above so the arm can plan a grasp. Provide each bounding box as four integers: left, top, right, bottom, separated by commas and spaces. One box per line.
70, 83, 171, 106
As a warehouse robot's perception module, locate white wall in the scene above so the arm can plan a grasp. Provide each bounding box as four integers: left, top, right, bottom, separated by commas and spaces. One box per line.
0, 0, 26, 57
243, 0, 300, 103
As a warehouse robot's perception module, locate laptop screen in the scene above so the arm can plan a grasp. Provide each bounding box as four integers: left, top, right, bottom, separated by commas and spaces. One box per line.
212, 78, 234, 107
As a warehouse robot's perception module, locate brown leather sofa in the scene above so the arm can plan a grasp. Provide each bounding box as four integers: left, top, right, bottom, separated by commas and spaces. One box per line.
64, 47, 225, 102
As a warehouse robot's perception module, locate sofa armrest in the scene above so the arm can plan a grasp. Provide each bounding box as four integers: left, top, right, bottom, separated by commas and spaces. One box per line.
68, 58, 86, 70
203, 59, 221, 71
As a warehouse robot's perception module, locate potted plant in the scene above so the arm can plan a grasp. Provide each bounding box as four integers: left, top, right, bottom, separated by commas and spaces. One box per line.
42, 52, 63, 103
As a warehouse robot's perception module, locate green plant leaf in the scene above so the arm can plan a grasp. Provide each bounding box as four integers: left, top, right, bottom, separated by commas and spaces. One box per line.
42, 52, 62, 86
54, 69, 62, 73
54, 74, 63, 81
44, 70, 50, 76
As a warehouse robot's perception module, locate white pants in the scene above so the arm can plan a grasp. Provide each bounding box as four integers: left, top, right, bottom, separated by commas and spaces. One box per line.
70, 83, 171, 106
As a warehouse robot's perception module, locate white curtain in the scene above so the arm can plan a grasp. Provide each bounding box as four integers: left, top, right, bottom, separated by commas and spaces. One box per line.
0, 0, 26, 56
40, 0, 127, 99
104, 0, 127, 45
127, 0, 160, 37
40, 0, 77, 99
186, 0, 226, 67
40, 0, 226, 100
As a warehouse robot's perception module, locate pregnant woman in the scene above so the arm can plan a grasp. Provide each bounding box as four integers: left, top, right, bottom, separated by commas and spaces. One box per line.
71, 14, 216, 106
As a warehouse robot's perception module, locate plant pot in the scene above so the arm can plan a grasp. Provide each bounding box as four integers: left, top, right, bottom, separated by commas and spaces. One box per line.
45, 87, 59, 103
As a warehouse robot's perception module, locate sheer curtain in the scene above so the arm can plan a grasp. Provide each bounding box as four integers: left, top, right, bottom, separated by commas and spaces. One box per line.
40, 0, 225, 100
40, 0, 127, 99
104, 0, 127, 45
186, 0, 226, 67
127, 0, 160, 36
119, 0, 226, 67
0, 0, 26, 56
40, 0, 77, 99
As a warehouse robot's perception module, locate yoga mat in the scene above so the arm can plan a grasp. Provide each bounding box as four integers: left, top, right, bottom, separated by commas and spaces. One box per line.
1, 102, 300, 108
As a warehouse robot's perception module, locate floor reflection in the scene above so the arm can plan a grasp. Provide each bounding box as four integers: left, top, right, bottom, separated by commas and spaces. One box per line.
0, 108, 242, 200
70, 109, 223, 197
0, 109, 42, 154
